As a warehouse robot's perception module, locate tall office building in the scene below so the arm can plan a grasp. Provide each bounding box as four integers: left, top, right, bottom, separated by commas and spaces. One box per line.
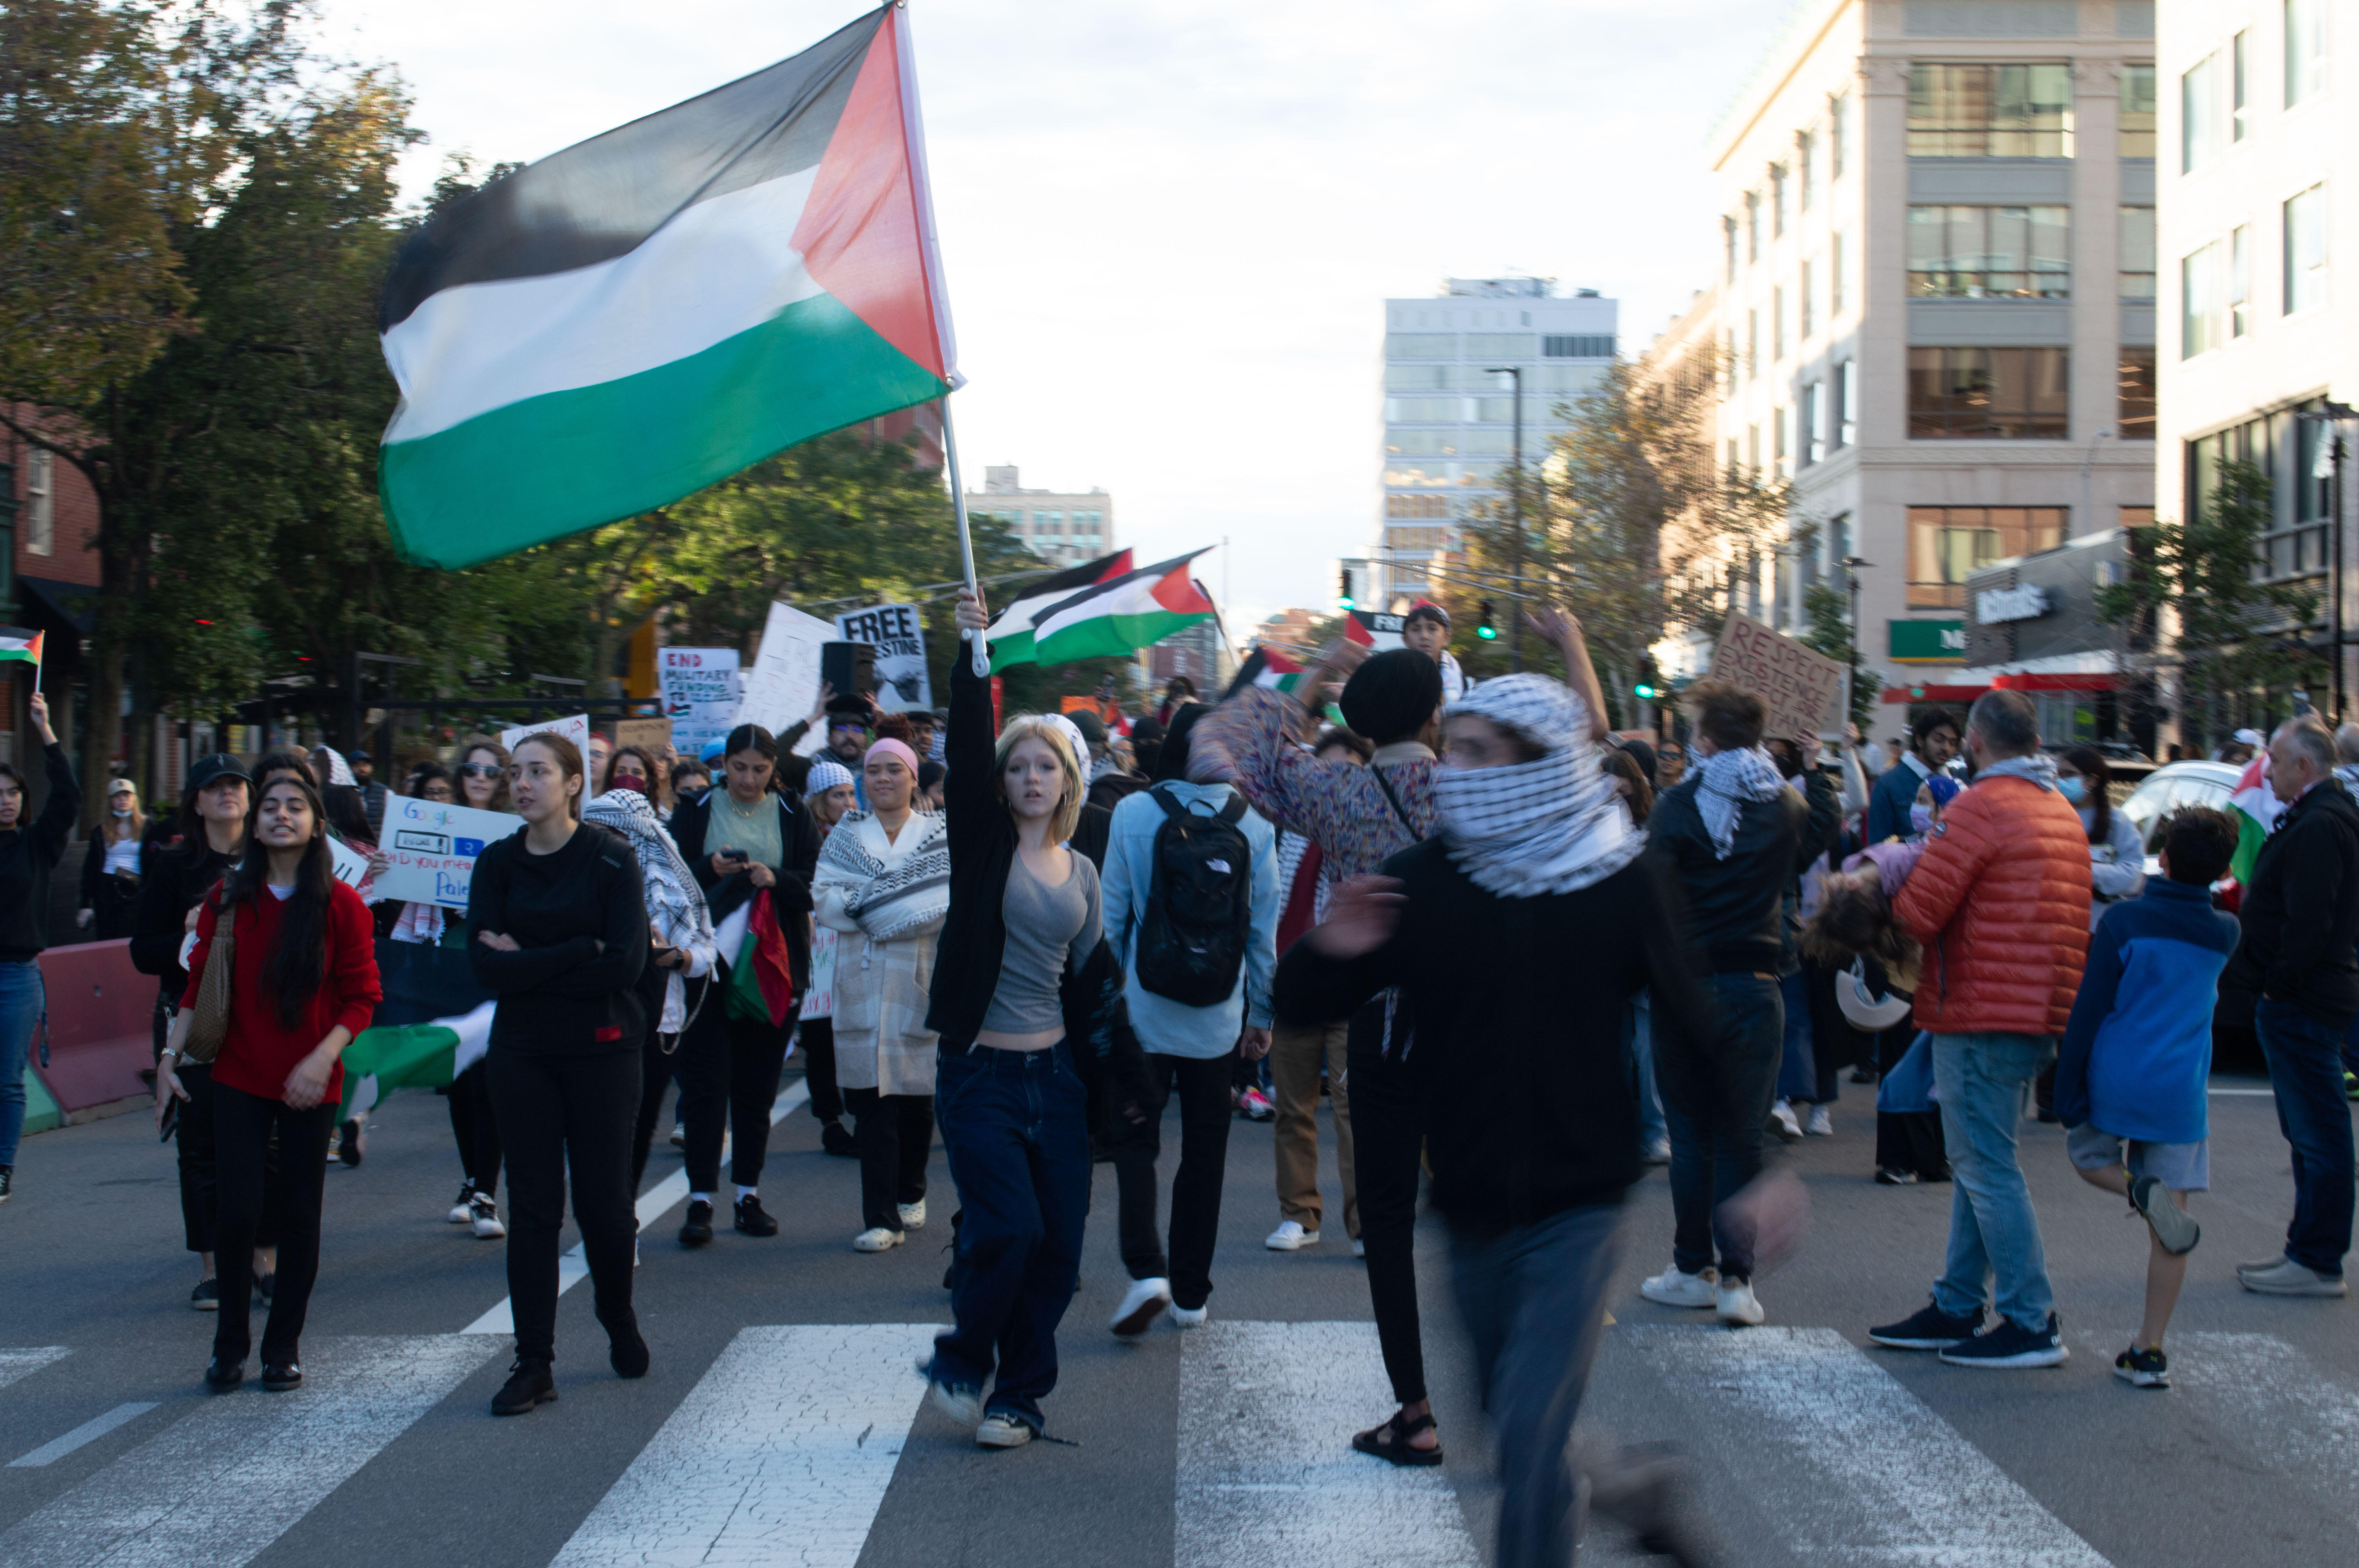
1690, 0, 2157, 743
1378, 279, 1617, 601
966, 466, 1115, 568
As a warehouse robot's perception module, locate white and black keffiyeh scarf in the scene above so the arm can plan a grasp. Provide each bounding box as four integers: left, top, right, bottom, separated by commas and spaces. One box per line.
585, 789, 717, 1033
1694, 745, 1790, 860
1433, 675, 1644, 898
816, 809, 951, 941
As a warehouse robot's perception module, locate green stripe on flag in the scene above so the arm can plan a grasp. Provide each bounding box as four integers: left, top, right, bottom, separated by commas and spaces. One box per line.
336, 1024, 461, 1117
1030, 606, 1209, 666
2230, 806, 2269, 886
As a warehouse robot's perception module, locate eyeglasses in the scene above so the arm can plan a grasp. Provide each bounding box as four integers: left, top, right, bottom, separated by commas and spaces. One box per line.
828, 721, 869, 734
458, 762, 503, 779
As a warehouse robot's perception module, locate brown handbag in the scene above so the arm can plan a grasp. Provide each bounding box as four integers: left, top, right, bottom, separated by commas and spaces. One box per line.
179, 908, 236, 1067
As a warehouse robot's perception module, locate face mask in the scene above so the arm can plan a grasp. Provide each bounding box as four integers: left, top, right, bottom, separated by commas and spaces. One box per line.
2057, 776, 2086, 804
112, 807, 133, 819
1909, 804, 1935, 834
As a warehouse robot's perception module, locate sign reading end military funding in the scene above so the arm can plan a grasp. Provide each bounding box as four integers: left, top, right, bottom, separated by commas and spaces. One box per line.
1709, 613, 1846, 740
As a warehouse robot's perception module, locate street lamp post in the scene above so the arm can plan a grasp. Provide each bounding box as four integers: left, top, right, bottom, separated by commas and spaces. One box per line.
1487, 365, 1525, 670
2297, 402, 2356, 722
1843, 555, 1872, 740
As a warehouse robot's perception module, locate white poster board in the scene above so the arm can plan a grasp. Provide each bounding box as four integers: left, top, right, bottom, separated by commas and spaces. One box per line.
499, 712, 590, 757
736, 602, 836, 755
800, 926, 838, 1020
370, 792, 524, 910
832, 603, 932, 712
327, 836, 373, 899
658, 647, 742, 757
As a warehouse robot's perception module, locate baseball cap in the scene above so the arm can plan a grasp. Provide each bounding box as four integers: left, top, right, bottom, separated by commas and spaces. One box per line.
187, 753, 251, 791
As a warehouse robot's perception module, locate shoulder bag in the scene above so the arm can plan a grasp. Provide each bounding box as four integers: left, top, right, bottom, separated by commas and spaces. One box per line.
179, 902, 236, 1066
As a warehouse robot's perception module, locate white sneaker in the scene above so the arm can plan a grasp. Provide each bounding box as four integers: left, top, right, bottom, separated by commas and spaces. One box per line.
1642, 1137, 1672, 1165
1805, 1105, 1834, 1137
975, 1412, 1034, 1448
1639, 1264, 1718, 1308
1168, 1301, 1209, 1328
1352, 1238, 1366, 1258
898, 1199, 927, 1232
447, 1185, 474, 1224
919, 1359, 983, 1427
854, 1227, 903, 1253
1769, 1099, 1803, 1142
1265, 1220, 1320, 1250
468, 1195, 506, 1239
1110, 1276, 1171, 1336
1716, 1279, 1766, 1326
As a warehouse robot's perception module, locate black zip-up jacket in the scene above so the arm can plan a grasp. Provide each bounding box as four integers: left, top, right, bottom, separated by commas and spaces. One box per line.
0, 742, 81, 961
671, 786, 819, 993
467, 821, 651, 1053
130, 833, 239, 998
1275, 840, 1712, 1234
1645, 764, 1836, 975
2222, 778, 2359, 1030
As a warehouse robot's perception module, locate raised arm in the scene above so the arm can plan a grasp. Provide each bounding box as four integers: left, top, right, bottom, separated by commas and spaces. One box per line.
947, 592, 1003, 858
1242, 808, 1281, 1028
1525, 607, 1611, 742
33, 702, 81, 860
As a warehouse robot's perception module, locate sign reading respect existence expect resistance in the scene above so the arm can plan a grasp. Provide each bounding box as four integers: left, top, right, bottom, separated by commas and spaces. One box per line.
369, 793, 524, 911
1708, 613, 1847, 740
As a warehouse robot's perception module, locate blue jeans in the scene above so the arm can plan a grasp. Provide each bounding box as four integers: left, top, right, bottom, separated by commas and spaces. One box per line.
2257, 999, 2356, 1276
0, 960, 43, 1168
1776, 969, 1817, 1102
929, 1040, 1091, 1431
1930, 1032, 2056, 1331
1624, 999, 1665, 1149
1448, 1204, 1623, 1568
1651, 972, 1781, 1280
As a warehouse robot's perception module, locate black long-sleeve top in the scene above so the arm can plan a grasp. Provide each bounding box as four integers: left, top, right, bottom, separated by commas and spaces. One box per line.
670, 786, 819, 992
130, 835, 238, 996
467, 822, 651, 1054
1645, 766, 1835, 976
0, 742, 81, 962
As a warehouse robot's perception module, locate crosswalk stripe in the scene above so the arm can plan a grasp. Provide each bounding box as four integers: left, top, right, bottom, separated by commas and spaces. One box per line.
1621, 1326, 2113, 1568
9, 1402, 159, 1468
0, 1347, 69, 1392
2162, 1332, 2359, 1517
0, 1335, 494, 1568
1176, 1321, 1481, 1568
462, 1080, 811, 1336
549, 1322, 938, 1568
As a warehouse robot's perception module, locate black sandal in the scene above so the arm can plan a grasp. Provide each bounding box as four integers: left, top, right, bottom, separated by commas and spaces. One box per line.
1352, 1408, 1443, 1467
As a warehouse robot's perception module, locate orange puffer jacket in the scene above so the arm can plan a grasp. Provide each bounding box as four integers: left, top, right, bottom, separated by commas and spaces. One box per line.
1894, 774, 2092, 1036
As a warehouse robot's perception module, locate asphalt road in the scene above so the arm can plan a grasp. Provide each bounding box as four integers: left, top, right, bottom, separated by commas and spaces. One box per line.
0, 1066, 2351, 1567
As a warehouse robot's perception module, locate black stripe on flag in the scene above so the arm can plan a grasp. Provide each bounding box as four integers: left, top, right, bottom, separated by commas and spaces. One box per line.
380, 5, 886, 330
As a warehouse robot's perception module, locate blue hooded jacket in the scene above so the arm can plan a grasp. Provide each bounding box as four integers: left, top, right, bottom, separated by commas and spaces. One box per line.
2054, 876, 2240, 1143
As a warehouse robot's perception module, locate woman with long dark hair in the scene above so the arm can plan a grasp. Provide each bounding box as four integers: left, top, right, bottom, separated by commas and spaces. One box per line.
153, 774, 381, 1392
469, 732, 651, 1416
0, 692, 80, 1204
75, 776, 145, 940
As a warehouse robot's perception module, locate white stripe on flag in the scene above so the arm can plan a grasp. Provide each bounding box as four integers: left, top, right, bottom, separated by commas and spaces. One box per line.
0, 1346, 69, 1392
550, 1323, 938, 1568
1177, 1321, 1481, 1568
0, 1335, 494, 1568
1622, 1326, 2112, 1566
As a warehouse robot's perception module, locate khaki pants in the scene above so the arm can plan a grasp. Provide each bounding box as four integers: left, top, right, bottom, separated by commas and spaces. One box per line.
1268, 1019, 1355, 1236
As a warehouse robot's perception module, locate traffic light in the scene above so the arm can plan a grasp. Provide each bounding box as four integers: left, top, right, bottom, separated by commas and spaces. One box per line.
1476, 600, 1498, 640
1634, 683, 1657, 699
1339, 568, 1356, 610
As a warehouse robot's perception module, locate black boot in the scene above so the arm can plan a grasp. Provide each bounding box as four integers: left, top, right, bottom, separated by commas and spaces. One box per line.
820, 1118, 856, 1157
602, 1311, 650, 1379
204, 1356, 244, 1393
679, 1198, 715, 1248
492, 1357, 557, 1416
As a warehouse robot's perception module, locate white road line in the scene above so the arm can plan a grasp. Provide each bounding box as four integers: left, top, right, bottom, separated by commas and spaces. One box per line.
0, 1335, 494, 1568
2164, 1332, 2359, 1518
9, 1402, 159, 1468
1622, 1326, 2114, 1568
1176, 1320, 1482, 1568
462, 1080, 811, 1336
549, 1322, 938, 1568
0, 1346, 69, 1392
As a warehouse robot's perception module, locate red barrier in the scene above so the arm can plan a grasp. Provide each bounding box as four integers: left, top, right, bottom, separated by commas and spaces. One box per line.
32, 938, 156, 1118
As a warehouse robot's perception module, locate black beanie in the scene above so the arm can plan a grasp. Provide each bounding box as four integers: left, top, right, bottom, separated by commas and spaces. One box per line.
1156, 701, 1211, 782
1340, 649, 1445, 746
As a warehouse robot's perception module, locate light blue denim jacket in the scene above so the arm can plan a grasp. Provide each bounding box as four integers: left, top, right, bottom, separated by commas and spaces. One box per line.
1099, 781, 1280, 1056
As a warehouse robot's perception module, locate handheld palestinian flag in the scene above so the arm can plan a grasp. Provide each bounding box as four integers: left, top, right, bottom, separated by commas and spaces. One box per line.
1223, 646, 1305, 701
377, 4, 957, 569
989, 550, 1216, 672
336, 940, 498, 1117
0, 628, 43, 667
982, 550, 1133, 665
2226, 751, 2282, 885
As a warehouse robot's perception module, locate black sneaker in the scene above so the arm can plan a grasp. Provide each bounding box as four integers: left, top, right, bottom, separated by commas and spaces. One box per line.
2113, 1344, 2169, 1389
734, 1195, 780, 1237
679, 1199, 715, 1248
820, 1119, 856, 1158
191, 1278, 221, 1312
260, 1360, 302, 1392
1868, 1298, 1983, 1350
492, 1358, 557, 1416
254, 1273, 274, 1308
204, 1356, 244, 1392
1939, 1311, 2068, 1368
336, 1120, 363, 1166
0, 1163, 12, 1202
1874, 1167, 1918, 1186
603, 1310, 651, 1379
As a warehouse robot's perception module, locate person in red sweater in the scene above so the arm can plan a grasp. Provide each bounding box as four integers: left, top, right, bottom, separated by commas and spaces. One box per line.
154, 775, 381, 1395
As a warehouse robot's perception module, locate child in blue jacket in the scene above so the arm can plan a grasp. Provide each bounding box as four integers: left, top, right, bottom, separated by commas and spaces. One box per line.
2055, 805, 2242, 1390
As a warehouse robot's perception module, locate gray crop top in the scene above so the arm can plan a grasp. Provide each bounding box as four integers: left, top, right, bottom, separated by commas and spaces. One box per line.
980, 850, 1102, 1035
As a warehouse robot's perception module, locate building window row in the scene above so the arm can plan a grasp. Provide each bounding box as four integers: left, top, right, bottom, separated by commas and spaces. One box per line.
1386, 494, 1449, 519
1907, 506, 2067, 608
1727, 94, 1851, 279
2181, 185, 2328, 359
1907, 63, 2074, 158
1906, 347, 2069, 439
2186, 7, 2332, 176
1906, 204, 2070, 298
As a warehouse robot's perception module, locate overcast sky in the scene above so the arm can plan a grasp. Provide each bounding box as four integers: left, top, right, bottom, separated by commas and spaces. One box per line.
321, 0, 1792, 633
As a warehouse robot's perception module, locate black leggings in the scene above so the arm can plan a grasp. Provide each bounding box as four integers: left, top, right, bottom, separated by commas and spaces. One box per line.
445, 1060, 501, 1198
1351, 1037, 1429, 1406
846, 1087, 935, 1231
173, 1055, 280, 1256
799, 1016, 845, 1123
1874, 1025, 1949, 1178
681, 1009, 791, 1192
210, 1082, 334, 1364
627, 964, 688, 1191
489, 1045, 641, 1364
1114, 1048, 1238, 1311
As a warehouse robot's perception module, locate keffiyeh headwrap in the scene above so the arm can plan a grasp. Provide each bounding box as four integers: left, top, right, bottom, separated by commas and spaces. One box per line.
814, 809, 951, 940
1040, 713, 1090, 774
316, 747, 357, 788
1431, 674, 1645, 898
805, 758, 855, 797
583, 788, 717, 1034
1694, 744, 1790, 860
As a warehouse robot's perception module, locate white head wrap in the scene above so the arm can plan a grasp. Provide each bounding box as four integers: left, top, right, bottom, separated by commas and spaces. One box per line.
1433, 674, 1645, 898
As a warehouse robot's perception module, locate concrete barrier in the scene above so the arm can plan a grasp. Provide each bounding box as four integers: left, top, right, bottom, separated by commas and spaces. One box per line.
29, 937, 156, 1125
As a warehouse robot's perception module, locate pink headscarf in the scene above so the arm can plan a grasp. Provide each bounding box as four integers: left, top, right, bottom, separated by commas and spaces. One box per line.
863, 737, 920, 777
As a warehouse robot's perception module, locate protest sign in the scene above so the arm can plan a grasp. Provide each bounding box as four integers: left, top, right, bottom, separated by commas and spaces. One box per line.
832, 603, 932, 712
616, 717, 674, 755
737, 602, 836, 755
657, 646, 741, 756
498, 712, 589, 757
1349, 609, 1407, 650
801, 927, 838, 1020
371, 792, 523, 910
1709, 613, 1846, 740
327, 836, 373, 898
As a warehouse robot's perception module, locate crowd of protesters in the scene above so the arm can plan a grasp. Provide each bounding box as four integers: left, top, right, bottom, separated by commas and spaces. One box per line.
6, 576, 2357, 1568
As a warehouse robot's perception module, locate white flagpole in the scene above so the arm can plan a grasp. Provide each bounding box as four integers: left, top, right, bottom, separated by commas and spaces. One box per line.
941, 396, 989, 677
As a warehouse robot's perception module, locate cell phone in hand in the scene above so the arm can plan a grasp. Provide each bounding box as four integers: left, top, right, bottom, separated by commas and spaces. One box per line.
723, 850, 749, 864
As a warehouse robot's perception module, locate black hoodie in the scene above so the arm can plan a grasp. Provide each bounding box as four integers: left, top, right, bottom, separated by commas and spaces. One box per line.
0, 744, 82, 962
2222, 778, 2359, 1030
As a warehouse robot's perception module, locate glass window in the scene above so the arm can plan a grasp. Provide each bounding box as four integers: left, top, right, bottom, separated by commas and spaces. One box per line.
1803, 381, 1826, 465
1385, 363, 1451, 390
1774, 403, 1790, 476
1832, 230, 1846, 315
1906, 205, 2071, 298
1798, 131, 1816, 209
1458, 428, 1515, 455
1473, 397, 1523, 423
1746, 308, 1759, 375
1528, 363, 1601, 392
2120, 63, 2157, 157
2232, 32, 2250, 140
2182, 53, 2219, 172
1906, 506, 2067, 607
2230, 224, 2252, 335
1385, 396, 1461, 421
1836, 361, 1857, 448
1539, 335, 1614, 358
2181, 241, 2219, 356
1724, 215, 1739, 281
1745, 191, 1761, 261
1386, 334, 1457, 359
1385, 429, 1456, 456
1907, 63, 2075, 157
1465, 333, 1537, 358
2117, 347, 2157, 439
2286, 183, 2329, 314
1773, 286, 1787, 359
1831, 93, 1849, 178
1386, 494, 1450, 519
2119, 206, 2156, 298
1906, 347, 2070, 438
1800, 258, 1816, 340
2286, 0, 2327, 107
25, 449, 53, 557
1772, 164, 1788, 236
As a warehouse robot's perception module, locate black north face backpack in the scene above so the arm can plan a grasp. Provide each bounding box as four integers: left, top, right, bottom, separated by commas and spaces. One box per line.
1133, 786, 1252, 1007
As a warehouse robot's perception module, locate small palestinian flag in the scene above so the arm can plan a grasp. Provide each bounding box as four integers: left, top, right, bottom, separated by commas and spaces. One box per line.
377, 4, 956, 569
1224, 646, 1304, 701
0, 628, 43, 667
2226, 750, 2281, 885
989, 550, 1216, 671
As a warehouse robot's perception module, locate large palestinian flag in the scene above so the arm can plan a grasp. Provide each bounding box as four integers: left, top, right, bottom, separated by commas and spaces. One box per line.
990, 550, 1216, 671
377, 5, 957, 569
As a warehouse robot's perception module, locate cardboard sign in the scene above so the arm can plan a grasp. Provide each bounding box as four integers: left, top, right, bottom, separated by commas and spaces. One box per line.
657, 646, 741, 756
832, 603, 932, 712
615, 717, 674, 756
369, 792, 523, 911
737, 603, 836, 755
499, 712, 589, 758
1709, 613, 1846, 740
801, 926, 837, 1020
